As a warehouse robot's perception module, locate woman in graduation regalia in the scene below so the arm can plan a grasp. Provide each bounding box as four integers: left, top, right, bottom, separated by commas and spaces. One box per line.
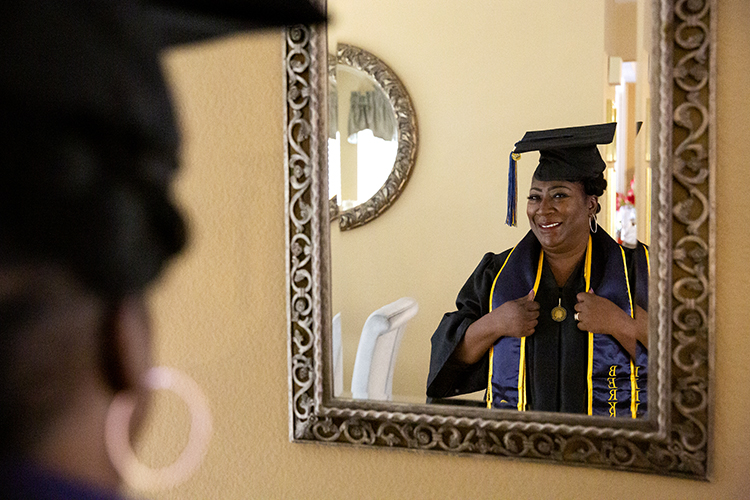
426, 123, 649, 417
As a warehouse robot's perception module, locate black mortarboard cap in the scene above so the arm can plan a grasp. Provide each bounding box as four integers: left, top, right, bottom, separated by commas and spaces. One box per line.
505, 123, 616, 226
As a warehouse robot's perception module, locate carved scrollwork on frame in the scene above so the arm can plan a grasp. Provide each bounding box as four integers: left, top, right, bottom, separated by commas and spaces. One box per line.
284, 24, 323, 440
328, 44, 418, 231
668, 0, 715, 474
285, 0, 714, 480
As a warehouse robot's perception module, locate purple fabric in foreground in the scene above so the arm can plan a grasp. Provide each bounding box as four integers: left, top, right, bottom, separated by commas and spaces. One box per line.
0, 460, 133, 500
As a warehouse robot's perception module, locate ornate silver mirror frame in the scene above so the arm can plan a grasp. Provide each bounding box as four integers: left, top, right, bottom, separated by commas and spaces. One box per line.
284, 0, 715, 479
327, 43, 418, 231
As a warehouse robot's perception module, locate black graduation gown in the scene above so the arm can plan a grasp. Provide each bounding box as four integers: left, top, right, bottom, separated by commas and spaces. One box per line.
426, 247, 642, 413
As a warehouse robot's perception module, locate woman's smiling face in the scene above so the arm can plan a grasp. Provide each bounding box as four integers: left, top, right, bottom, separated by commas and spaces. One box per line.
526, 178, 597, 255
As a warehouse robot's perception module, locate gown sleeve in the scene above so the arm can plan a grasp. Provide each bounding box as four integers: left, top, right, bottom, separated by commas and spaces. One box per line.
426, 250, 510, 400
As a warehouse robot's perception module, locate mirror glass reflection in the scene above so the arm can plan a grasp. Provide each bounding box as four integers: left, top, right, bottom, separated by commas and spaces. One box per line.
329, 63, 398, 211
328, 0, 653, 408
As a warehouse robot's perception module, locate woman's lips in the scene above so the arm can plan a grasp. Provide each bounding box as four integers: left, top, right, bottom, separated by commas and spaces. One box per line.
538, 222, 561, 229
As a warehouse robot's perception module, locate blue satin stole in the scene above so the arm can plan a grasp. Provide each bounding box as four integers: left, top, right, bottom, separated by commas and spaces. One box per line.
486, 230, 648, 417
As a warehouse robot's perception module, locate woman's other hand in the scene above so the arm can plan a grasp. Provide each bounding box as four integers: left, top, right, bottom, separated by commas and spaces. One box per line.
575, 289, 647, 359
455, 290, 539, 364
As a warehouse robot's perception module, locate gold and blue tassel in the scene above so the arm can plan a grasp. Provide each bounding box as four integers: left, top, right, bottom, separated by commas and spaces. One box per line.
505, 152, 521, 226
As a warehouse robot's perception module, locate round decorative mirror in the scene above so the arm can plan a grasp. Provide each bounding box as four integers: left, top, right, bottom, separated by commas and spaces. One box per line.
328, 44, 418, 230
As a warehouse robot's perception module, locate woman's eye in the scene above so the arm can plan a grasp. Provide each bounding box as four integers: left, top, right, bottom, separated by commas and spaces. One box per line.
553, 192, 568, 199
527, 195, 540, 201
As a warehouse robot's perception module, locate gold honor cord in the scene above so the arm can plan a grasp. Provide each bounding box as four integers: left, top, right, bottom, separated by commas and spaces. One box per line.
629, 359, 638, 417
619, 246, 638, 419
640, 245, 649, 417
485, 246, 542, 411
585, 236, 594, 416
585, 241, 639, 418
518, 252, 544, 411
517, 341, 526, 411
486, 350, 493, 409
486, 247, 517, 409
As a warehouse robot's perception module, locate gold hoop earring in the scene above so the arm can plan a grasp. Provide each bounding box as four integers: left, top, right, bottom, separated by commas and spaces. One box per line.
105, 366, 213, 492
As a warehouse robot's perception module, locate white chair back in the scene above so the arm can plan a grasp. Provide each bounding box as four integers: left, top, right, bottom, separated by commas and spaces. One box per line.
351, 297, 418, 400
332, 312, 343, 397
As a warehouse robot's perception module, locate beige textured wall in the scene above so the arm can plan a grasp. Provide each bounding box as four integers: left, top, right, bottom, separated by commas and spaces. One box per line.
605, 0, 638, 61
142, 0, 750, 497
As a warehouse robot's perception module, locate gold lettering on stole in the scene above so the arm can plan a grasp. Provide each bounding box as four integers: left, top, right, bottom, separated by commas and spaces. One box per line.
608, 365, 618, 417
633, 365, 641, 413
633, 377, 640, 402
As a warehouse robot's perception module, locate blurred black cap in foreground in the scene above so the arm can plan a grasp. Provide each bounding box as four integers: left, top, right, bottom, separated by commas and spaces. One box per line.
0, 0, 326, 295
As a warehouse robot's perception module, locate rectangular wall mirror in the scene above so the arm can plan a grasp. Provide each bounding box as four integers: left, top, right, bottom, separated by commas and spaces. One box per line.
285, 0, 715, 479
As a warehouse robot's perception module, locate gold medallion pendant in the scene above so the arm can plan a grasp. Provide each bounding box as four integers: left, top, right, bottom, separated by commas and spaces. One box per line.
551, 298, 567, 322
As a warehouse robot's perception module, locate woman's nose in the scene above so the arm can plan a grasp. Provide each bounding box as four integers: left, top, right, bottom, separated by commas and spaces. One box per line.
538, 196, 553, 213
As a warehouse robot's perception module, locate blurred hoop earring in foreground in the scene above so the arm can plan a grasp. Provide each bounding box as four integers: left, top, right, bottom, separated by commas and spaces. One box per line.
589, 214, 598, 233
105, 366, 213, 492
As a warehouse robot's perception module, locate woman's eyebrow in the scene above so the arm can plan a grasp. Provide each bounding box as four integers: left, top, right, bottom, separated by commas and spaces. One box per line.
529, 185, 571, 192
